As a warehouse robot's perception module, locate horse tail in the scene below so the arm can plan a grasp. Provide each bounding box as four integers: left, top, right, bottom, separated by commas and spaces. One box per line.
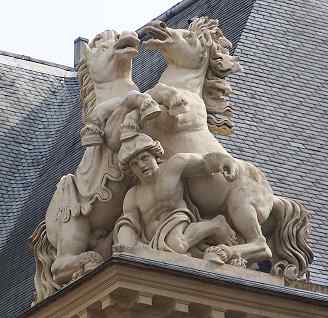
269, 195, 314, 282
30, 220, 61, 306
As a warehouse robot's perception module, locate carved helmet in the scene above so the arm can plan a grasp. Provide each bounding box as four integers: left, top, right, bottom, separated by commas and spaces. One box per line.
118, 133, 164, 174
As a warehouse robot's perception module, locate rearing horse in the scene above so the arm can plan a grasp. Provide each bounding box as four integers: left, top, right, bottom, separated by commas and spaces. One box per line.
141, 17, 313, 280
30, 30, 155, 304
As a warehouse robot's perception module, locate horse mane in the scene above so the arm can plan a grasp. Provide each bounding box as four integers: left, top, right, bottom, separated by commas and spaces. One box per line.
77, 54, 96, 124
189, 17, 241, 136
77, 30, 121, 124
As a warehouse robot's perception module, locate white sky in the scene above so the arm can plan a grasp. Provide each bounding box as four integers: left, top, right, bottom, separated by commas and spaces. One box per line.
1, 0, 181, 67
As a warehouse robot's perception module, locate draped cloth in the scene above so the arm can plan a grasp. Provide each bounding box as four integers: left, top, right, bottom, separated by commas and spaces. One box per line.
149, 208, 198, 252
113, 207, 198, 252
52, 145, 125, 221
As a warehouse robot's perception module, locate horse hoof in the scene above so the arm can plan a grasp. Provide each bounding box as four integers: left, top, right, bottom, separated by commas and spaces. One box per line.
72, 251, 104, 281
228, 256, 247, 268
72, 270, 84, 281
79, 251, 104, 264
204, 245, 232, 265
203, 250, 225, 265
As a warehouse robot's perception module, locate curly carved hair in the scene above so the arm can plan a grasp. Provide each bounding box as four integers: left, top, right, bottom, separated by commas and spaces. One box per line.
77, 31, 119, 124
77, 47, 96, 124
188, 16, 233, 69
189, 17, 240, 135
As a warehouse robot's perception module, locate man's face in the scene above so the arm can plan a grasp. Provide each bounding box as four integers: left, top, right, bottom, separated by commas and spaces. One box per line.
129, 151, 159, 181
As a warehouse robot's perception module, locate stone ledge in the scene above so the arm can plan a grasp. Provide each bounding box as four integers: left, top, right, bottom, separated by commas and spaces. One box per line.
21, 257, 328, 318
113, 245, 283, 286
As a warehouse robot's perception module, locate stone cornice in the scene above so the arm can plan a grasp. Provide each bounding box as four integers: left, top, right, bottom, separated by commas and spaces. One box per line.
20, 254, 328, 318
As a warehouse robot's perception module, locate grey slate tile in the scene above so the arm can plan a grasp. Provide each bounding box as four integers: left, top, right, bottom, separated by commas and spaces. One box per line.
1, 0, 328, 316
225, 0, 328, 287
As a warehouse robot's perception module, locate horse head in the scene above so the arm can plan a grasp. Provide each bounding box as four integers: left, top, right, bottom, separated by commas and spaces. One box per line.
143, 20, 208, 70
82, 30, 139, 84
77, 30, 140, 145
143, 17, 241, 136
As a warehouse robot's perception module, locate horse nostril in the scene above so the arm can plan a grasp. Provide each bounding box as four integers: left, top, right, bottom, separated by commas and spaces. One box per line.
160, 21, 167, 29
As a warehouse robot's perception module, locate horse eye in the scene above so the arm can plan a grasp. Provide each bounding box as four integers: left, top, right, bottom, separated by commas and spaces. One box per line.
184, 32, 193, 40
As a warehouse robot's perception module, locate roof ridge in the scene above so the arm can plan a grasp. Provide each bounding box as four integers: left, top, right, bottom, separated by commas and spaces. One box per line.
137, 0, 200, 37
0, 49, 74, 72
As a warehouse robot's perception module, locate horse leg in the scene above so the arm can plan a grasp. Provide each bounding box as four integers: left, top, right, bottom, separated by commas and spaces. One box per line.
165, 215, 235, 255
207, 200, 272, 265
147, 83, 188, 115
51, 215, 103, 285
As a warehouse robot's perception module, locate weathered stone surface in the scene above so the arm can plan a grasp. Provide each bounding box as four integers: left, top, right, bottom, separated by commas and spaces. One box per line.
114, 133, 238, 261
30, 30, 154, 304
22, 256, 328, 318
136, 18, 312, 279
113, 246, 284, 286
30, 18, 314, 306
2, 1, 328, 317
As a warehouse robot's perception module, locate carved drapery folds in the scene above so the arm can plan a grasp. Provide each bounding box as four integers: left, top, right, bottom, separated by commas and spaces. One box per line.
29, 18, 313, 306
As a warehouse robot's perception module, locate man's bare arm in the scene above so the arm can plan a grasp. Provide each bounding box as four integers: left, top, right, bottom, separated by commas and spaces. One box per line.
90, 91, 152, 126
114, 188, 141, 248
202, 152, 239, 181
166, 152, 239, 181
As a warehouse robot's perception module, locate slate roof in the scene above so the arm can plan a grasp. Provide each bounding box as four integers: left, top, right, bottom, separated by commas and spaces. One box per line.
135, 0, 328, 285
225, 0, 328, 285
0, 54, 83, 317
0, 0, 327, 317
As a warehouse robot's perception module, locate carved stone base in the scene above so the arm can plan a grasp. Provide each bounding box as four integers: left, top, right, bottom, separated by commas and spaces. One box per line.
113, 244, 283, 286
24, 255, 327, 318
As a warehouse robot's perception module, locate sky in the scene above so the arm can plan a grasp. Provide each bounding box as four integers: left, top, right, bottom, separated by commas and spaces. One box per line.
1, 0, 181, 67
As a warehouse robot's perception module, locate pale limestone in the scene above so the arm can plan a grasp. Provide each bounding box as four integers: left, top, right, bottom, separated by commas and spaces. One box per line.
137, 18, 312, 277
30, 18, 313, 306
25, 261, 328, 318
113, 246, 283, 286
30, 29, 159, 305
114, 133, 239, 262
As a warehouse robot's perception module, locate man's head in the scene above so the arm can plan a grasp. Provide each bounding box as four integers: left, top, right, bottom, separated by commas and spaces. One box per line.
118, 133, 164, 178
127, 150, 159, 180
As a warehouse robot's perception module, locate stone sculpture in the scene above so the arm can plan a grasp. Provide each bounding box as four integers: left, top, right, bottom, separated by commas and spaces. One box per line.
30, 17, 313, 305
113, 133, 238, 260
136, 17, 312, 277
30, 30, 159, 305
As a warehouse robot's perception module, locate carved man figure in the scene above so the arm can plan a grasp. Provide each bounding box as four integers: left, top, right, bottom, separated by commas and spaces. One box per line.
114, 133, 238, 261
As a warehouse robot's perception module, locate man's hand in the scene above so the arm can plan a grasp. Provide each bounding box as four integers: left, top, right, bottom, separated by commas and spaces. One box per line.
122, 90, 146, 111
219, 156, 239, 182
122, 91, 157, 112
122, 91, 161, 122
147, 83, 188, 115
204, 153, 239, 182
